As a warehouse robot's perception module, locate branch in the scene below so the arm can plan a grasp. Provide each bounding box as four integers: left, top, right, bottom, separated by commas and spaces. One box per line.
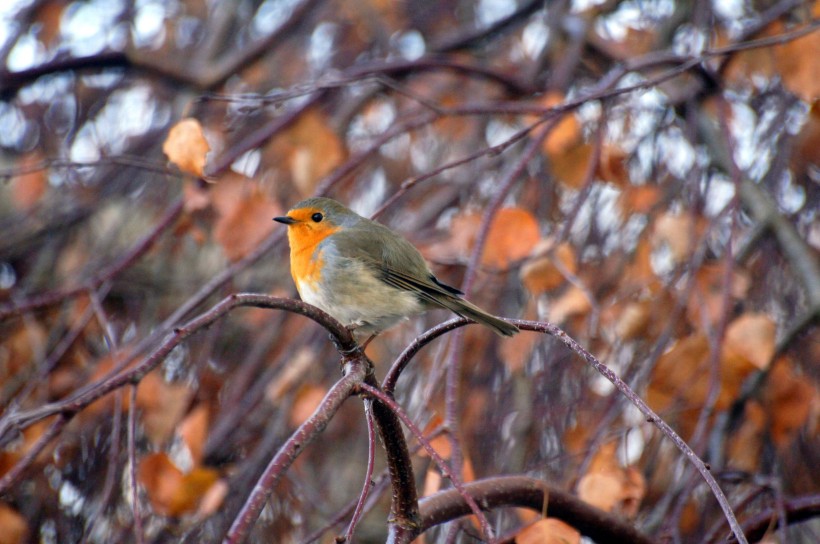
359, 383, 496, 543
0, 198, 184, 322
511, 320, 748, 544
734, 493, 820, 543
0, 295, 356, 444
418, 476, 654, 544
223, 358, 368, 544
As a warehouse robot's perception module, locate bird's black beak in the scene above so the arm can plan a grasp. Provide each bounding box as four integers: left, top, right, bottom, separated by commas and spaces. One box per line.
273, 216, 296, 225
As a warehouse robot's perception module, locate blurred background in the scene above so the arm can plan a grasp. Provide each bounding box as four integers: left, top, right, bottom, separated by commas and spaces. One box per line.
0, 0, 818, 542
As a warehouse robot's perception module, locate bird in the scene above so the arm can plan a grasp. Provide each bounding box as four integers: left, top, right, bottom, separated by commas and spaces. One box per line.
273, 197, 518, 342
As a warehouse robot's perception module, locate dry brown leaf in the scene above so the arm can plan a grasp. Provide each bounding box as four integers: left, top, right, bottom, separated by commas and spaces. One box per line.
273, 109, 345, 196
615, 300, 652, 341
577, 442, 645, 517
520, 241, 576, 294
686, 263, 751, 330
138, 453, 219, 517
792, 100, 820, 180
577, 472, 624, 513
136, 373, 194, 446
196, 479, 229, 517
178, 405, 209, 466
11, 152, 48, 211
182, 180, 211, 213
500, 319, 539, 374
722, 313, 776, 370
479, 208, 541, 269
653, 212, 698, 264
421, 466, 442, 498
765, 358, 817, 447
620, 466, 647, 519
32, 2, 65, 47
289, 384, 327, 427
430, 208, 540, 269
212, 179, 281, 261
618, 185, 661, 215
649, 329, 765, 437
548, 285, 591, 324
517, 518, 581, 544
266, 348, 316, 402
541, 92, 582, 156
418, 414, 451, 460
771, 4, 820, 101
163, 118, 211, 178
727, 400, 766, 472
0, 503, 28, 544
624, 238, 657, 289
550, 142, 593, 189
648, 334, 711, 417
596, 145, 631, 187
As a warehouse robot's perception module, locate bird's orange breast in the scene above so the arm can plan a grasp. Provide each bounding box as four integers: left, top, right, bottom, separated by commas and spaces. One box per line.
287, 223, 341, 292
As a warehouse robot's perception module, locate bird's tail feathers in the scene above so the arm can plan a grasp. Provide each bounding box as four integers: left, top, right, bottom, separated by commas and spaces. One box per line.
439, 296, 519, 337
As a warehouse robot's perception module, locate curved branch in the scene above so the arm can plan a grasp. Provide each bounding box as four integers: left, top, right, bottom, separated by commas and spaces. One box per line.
383, 318, 470, 394
511, 320, 747, 544
735, 493, 820, 543
223, 358, 368, 544
418, 476, 654, 544
0, 295, 356, 444
0, 198, 184, 322
359, 383, 496, 543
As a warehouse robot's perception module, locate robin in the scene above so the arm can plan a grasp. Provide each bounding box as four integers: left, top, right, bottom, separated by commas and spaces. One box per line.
274, 197, 518, 342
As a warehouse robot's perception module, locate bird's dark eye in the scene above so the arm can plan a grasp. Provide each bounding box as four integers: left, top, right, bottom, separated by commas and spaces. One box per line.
311, 212, 323, 223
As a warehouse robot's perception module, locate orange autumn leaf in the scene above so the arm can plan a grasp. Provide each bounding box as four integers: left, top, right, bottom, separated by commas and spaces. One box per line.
421, 466, 442, 499
266, 348, 315, 402
499, 298, 539, 373
178, 405, 210, 466
212, 178, 281, 261
722, 313, 776, 371
596, 145, 631, 187
540, 92, 582, 156
136, 372, 194, 446
548, 285, 591, 324
163, 118, 211, 178
647, 334, 711, 418
182, 180, 211, 213
727, 400, 766, 472
686, 264, 751, 331
577, 442, 645, 517
618, 185, 661, 215
289, 384, 327, 427
275, 109, 345, 196
436, 208, 540, 269
11, 152, 48, 211
480, 208, 541, 268
197, 479, 229, 517
418, 414, 451, 460
792, 100, 820, 180
520, 241, 576, 294
653, 212, 699, 264
550, 142, 593, 189
138, 453, 219, 517
615, 300, 652, 341
764, 358, 817, 447
649, 326, 766, 436
770, 4, 820, 101
0, 503, 28, 544
517, 518, 581, 544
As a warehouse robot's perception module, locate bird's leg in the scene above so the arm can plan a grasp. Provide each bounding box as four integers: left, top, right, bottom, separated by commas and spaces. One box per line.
359, 333, 378, 351
345, 323, 379, 352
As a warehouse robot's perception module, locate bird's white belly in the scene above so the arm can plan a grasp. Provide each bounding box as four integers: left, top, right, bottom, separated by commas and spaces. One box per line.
297, 264, 424, 335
